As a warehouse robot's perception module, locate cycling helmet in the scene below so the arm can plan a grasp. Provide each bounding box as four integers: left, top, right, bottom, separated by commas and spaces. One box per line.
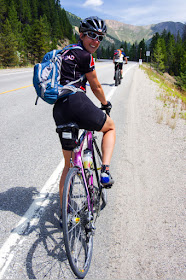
79, 16, 107, 35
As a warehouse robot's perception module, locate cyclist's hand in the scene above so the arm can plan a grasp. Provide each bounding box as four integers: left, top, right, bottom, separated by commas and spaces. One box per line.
101, 101, 112, 116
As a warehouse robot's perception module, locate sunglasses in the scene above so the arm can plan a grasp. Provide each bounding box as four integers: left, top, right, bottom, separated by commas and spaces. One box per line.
84, 31, 104, 42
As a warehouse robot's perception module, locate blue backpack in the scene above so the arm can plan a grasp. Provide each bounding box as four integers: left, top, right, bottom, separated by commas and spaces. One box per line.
33, 44, 84, 105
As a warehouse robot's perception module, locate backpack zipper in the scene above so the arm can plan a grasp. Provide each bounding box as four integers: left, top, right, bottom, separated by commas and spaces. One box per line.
51, 62, 55, 88
38, 63, 42, 83
51, 50, 57, 88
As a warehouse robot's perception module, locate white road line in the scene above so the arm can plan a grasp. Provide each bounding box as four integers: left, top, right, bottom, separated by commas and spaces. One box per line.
107, 64, 137, 101
0, 63, 136, 278
0, 159, 64, 279
0, 70, 33, 76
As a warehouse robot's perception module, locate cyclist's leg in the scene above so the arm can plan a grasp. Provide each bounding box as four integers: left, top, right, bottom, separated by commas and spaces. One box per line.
53, 97, 75, 208
100, 115, 115, 166
99, 115, 115, 185
114, 62, 117, 79
120, 62, 123, 77
59, 149, 74, 208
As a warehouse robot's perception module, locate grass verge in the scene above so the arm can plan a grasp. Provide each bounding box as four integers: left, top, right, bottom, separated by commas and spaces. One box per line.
140, 64, 186, 128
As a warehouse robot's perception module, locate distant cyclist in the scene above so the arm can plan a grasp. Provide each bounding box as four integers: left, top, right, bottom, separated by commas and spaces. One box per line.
113, 48, 128, 79
53, 16, 116, 208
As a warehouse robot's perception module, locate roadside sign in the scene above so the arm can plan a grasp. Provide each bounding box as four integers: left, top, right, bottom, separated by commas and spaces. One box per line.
139, 59, 142, 65
146, 51, 150, 56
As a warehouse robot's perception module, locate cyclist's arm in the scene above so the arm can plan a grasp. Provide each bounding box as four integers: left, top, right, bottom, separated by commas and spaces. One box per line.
86, 70, 107, 105
122, 52, 128, 64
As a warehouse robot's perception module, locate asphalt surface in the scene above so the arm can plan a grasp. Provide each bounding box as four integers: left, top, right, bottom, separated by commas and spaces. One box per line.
0, 61, 185, 279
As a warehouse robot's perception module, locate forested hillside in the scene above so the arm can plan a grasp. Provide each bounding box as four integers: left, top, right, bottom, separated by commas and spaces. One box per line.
0, 0, 75, 66
149, 30, 186, 91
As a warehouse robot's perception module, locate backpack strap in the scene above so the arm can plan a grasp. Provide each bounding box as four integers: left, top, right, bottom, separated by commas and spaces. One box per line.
58, 75, 85, 98
35, 96, 39, 105
58, 45, 85, 98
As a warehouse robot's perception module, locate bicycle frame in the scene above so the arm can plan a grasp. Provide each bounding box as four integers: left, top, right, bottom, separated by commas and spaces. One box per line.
72, 130, 94, 212
60, 127, 107, 278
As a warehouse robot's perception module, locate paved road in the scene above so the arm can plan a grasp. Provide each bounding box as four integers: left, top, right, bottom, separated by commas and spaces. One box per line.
0, 61, 137, 279
1, 61, 184, 280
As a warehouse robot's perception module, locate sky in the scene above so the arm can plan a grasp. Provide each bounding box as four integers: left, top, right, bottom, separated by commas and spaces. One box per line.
60, 0, 186, 26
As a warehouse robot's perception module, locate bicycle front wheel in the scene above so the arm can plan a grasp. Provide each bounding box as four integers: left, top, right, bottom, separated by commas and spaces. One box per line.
62, 167, 93, 279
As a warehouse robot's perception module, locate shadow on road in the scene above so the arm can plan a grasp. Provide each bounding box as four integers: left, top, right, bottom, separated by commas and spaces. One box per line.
25, 193, 74, 279
0, 187, 74, 278
0, 186, 38, 216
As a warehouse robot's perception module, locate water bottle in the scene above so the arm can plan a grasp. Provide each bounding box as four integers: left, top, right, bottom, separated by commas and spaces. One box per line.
83, 149, 93, 169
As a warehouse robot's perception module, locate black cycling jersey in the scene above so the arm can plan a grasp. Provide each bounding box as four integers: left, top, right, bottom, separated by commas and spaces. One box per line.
60, 41, 95, 91
53, 41, 106, 138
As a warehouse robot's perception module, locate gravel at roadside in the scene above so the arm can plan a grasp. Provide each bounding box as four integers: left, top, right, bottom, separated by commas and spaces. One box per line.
101, 66, 186, 279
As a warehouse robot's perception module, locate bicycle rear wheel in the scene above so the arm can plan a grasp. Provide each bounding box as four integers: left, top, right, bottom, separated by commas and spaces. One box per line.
119, 69, 121, 84
115, 68, 119, 86
62, 167, 93, 279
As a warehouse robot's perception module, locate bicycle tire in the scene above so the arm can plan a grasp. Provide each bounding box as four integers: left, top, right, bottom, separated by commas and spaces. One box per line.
119, 70, 121, 84
115, 68, 119, 86
62, 167, 93, 279
101, 188, 107, 209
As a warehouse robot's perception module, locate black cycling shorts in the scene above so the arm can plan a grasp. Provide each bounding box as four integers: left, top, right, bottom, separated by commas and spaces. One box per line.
115, 62, 123, 70
53, 91, 107, 131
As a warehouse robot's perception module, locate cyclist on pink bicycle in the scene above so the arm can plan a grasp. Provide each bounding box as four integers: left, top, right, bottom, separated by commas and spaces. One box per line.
53, 16, 116, 207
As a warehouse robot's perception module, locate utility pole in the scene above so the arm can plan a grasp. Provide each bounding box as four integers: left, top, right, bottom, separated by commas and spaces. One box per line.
139, 48, 142, 66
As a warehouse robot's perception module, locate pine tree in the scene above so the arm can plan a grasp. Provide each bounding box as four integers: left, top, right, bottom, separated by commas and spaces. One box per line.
180, 51, 186, 73
166, 33, 175, 74
129, 42, 138, 61
17, 0, 32, 24
161, 29, 168, 45
30, 0, 38, 20
28, 16, 50, 63
160, 37, 167, 70
110, 44, 115, 58
150, 32, 160, 56
138, 39, 146, 60
8, 1, 23, 50
123, 41, 129, 55
153, 37, 165, 72
60, 8, 73, 40
0, 0, 76, 66
0, 0, 6, 28
8, 1, 20, 34
0, 18, 19, 66
174, 32, 183, 76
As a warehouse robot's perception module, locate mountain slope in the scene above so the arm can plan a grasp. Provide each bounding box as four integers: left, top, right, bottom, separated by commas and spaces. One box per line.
105, 20, 184, 44
66, 11, 184, 46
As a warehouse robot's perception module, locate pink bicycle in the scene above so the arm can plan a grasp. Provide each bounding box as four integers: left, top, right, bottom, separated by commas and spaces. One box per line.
56, 112, 112, 278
